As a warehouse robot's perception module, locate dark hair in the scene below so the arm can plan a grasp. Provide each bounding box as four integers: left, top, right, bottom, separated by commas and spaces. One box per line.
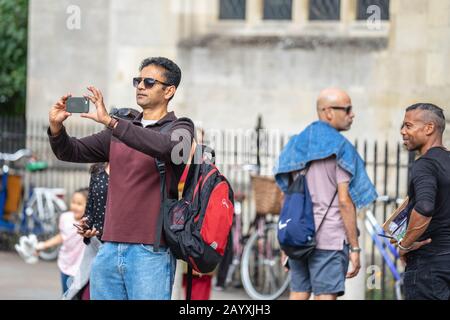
74, 187, 89, 200
406, 103, 446, 134
89, 162, 107, 175
139, 57, 182, 89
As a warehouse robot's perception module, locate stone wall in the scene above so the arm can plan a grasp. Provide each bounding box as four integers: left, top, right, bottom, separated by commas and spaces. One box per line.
27, 0, 450, 144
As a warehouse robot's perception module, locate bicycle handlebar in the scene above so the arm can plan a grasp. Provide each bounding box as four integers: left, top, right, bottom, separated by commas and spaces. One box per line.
0, 149, 32, 162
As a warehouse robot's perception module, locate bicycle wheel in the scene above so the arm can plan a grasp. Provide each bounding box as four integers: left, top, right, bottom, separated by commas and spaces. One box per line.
21, 197, 61, 261
36, 201, 61, 261
241, 222, 290, 300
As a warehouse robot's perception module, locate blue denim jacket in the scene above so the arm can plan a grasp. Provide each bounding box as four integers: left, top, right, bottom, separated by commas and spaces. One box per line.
273, 121, 377, 209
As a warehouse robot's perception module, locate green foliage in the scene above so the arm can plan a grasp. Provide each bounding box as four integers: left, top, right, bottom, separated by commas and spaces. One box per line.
0, 0, 28, 116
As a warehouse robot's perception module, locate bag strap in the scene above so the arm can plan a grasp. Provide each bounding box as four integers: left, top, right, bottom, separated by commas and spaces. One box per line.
316, 189, 338, 233
186, 265, 193, 301
289, 163, 311, 187
154, 117, 196, 251
302, 161, 337, 234
154, 120, 177, 252
189, 146, 209, 216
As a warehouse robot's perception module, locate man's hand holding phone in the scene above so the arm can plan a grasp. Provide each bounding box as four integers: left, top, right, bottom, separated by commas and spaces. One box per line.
74, 217, 99, 238
49, 93, 73, 135
49, 86, 113, 135
81, 86, 113, 127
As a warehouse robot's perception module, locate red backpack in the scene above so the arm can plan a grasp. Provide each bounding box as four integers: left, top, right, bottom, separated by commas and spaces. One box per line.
154, 143, 234, 274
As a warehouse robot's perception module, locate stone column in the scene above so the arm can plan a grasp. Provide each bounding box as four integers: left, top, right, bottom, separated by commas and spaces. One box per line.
292, 0, 309, 27
247, 0, 263, 26
342, 0, 357, 29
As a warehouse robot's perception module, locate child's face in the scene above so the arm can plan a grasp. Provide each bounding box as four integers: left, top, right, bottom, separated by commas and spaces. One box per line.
70, 192, 86, 220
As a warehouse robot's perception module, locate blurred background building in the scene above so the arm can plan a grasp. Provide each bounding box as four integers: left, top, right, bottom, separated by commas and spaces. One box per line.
26, 0, 449, 143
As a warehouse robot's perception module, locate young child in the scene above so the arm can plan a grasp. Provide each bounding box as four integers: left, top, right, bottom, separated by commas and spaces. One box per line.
35, 188, 88, 294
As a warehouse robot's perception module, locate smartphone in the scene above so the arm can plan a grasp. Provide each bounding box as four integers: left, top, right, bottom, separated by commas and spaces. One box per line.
73, 222, 91, 231
66, 97, 89, 113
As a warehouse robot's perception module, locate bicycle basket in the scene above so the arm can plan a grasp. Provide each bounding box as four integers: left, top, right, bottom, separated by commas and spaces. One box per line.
251, 175, 283, 215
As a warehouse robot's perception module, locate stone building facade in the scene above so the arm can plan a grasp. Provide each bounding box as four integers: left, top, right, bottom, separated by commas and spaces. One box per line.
27, 0, 449, 143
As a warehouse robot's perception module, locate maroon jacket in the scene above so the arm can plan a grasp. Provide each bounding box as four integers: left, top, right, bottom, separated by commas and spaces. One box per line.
48, 111, 194, 245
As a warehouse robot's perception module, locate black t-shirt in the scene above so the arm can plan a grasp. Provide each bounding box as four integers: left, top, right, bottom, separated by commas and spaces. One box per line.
408, 147, 450, 256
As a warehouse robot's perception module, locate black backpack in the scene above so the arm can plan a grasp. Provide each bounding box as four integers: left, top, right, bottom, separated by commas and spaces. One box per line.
153, 122, 234, 298
159, 145, 234, 267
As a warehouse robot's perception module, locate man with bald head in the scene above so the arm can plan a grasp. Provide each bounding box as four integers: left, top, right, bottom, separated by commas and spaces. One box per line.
399, 103, 450, 300
316, 88, 354, 131
275, 88, 377, 300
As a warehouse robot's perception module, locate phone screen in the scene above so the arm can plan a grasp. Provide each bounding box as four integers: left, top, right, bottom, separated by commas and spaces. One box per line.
66, 97, 89, 113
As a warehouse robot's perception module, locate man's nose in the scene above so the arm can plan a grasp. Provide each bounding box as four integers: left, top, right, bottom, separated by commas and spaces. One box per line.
137, 80, 146, 90
400, 127, 406, 135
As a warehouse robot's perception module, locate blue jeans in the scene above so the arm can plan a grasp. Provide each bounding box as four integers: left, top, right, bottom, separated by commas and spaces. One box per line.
61, 272, 70, 294
90, 242, 176, 300
404, 253, 450, 300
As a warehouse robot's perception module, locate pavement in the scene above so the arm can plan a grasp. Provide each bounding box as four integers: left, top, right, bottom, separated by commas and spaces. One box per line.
0, 251, 255, 300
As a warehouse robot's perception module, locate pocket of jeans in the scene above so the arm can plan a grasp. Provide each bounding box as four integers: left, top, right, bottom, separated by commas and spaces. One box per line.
140, 244, 168, 255
431, 269, 450, 300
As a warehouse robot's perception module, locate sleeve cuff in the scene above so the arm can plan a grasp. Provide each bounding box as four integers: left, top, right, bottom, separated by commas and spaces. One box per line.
47, 126, 66, 140
413, 205, 434, 217
111, 118, 127, 138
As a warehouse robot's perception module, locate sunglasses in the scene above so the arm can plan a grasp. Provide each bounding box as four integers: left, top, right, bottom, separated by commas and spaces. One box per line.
133, 77, 171, 89
328, 105, 353, 115
109, 107, 138, 120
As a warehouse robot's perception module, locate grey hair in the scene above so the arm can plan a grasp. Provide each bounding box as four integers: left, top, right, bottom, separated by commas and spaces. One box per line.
406, 103, 446, 134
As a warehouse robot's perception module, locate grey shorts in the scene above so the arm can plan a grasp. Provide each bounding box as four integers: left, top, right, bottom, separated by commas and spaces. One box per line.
289, 246, 349, 296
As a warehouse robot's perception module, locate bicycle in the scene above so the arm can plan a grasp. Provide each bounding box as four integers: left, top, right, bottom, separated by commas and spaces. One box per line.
239, 175, 290, 300
240, 214, 290, 300
216, 163, 258, 290
19, 186, 67, 260
0, 149, 32, 232
0, 149, 67, 260
221, 191, 246, 289
364, 195, 405, 300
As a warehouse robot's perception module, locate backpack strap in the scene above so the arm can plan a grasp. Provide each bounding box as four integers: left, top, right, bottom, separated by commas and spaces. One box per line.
186, 265, 193, 301
315, 189, 338, 233
154, 117, 195, 252
293, 161, 335, 234
189, 145, 204, 212
154, 122, 174, 252
154, 159, 168, 252
190, 144, 219, 213
289, 163, 311, 187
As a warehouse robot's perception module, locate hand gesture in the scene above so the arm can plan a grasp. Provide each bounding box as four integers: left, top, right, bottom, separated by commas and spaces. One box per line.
75, 217, 100, 238
49, 94, 72, 134
81, 86, 111, 126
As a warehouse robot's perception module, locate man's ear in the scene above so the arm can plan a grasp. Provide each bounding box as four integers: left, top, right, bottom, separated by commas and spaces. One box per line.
325, 108, 333, 122
165, 86, 176, 101
425, 122, 436, 136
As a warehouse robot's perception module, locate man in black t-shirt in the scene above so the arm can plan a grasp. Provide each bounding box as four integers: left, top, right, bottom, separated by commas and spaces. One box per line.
400, 102, 449, 300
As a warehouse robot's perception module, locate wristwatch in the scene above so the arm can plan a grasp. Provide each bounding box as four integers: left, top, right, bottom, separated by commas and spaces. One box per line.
107, 117, 118, 130
349, 246, 362, 253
